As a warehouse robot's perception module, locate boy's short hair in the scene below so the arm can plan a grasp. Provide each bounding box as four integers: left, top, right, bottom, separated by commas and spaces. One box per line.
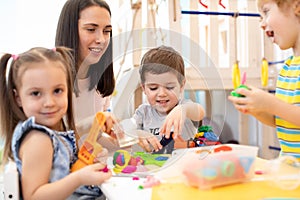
139, 45, 185, 85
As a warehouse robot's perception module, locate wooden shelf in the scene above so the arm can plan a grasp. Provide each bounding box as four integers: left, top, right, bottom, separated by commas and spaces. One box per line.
185, 67, 278, 91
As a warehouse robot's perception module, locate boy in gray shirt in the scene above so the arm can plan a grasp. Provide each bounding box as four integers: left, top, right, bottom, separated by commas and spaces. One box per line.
133, 45, 205, 153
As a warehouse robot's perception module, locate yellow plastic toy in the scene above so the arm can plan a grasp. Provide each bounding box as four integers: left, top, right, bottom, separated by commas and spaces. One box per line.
232, 61, 240, 89
71, 112, 106, 172
261, 58, 268, 87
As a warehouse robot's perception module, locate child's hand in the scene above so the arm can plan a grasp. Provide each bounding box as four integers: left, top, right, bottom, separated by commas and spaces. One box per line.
160, 105, 186, 139
76, 163, 112, 186
93, 148, 108, 164
138, 136, 162, 152
228, 85, 273, 114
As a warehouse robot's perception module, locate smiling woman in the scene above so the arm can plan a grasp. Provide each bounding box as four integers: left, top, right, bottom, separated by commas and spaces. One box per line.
55, 0, 119, 159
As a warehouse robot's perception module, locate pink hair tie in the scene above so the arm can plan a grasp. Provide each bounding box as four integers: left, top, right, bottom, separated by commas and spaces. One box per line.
11, 54, 19, 60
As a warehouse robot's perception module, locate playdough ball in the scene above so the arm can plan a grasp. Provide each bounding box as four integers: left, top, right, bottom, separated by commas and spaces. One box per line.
115, 154, 125, 166
129, 157, 138, 166
266, 156, 300, 190
230, 84, 249, 97
112, 150, 133, 173
155, 156, 169, 161
113, 150, 131, 165
122, 165, 137, 173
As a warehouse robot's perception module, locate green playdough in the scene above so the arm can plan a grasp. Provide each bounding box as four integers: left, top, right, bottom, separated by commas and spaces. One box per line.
230, 85, 249, 97
134, 152, 170, 167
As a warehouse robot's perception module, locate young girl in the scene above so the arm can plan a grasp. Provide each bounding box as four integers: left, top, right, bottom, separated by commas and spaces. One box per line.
0, 47, 111, 199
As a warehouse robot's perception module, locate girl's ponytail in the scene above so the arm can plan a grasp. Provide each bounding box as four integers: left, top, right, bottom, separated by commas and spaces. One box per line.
0, 53, 16, 163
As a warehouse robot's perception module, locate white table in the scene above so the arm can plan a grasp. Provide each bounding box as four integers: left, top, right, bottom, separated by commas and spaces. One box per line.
100, 176, 152, 200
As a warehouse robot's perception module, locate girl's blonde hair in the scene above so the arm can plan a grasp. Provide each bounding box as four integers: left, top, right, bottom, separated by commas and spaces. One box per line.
0, 47, 77, 163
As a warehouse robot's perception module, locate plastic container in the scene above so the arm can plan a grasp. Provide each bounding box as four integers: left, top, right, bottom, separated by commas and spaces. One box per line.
183, 144, 258, 190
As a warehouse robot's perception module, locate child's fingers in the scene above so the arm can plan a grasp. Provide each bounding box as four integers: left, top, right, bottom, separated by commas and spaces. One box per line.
160, 119, 167, 132
95, 169, 112, 183
161, 120, 175, 139
147, 136, 162, 152
104, 117, 114, 134
103, 112, 118, 135
91, 162, 107, 171
235, 88, 247, 97
172, 120, 182, 139
138, 138, 152, 152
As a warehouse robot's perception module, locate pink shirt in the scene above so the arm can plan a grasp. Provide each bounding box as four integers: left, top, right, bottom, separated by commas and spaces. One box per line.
73, 77, 110, 123
73, 78, 119, 154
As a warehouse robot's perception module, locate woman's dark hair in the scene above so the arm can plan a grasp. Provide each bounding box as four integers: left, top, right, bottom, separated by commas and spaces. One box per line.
55, 0, 115, 97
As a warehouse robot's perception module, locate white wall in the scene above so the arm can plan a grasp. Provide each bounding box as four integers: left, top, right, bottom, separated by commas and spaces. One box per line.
0, 0, 66, 54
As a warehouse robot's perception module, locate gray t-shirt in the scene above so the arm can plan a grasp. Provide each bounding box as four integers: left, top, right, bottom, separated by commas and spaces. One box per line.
132, 99, 199, 153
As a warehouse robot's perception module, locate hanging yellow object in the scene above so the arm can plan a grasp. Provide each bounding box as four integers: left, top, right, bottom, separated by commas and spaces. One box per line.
232, 61, 240, 89
112, 89, 118, 97
261, 58, 268, 87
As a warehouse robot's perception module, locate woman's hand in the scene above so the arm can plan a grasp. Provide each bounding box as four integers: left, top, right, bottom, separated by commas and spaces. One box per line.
76, 112, 117, 138
102, 111, 117, 138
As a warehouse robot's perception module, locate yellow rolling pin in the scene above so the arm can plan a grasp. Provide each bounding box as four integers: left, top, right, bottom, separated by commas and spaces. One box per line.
71, 112, 106, 172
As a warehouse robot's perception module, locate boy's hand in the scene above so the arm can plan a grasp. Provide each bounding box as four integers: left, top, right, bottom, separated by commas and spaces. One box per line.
138, 135, 162, 152
160, 105, 186, 139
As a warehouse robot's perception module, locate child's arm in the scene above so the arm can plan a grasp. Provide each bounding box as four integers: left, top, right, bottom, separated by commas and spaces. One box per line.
20, 130, 111, 200
160, 101, 205, 139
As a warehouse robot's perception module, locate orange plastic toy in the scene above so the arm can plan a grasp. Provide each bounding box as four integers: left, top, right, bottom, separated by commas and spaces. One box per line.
71, 112, 106, 172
